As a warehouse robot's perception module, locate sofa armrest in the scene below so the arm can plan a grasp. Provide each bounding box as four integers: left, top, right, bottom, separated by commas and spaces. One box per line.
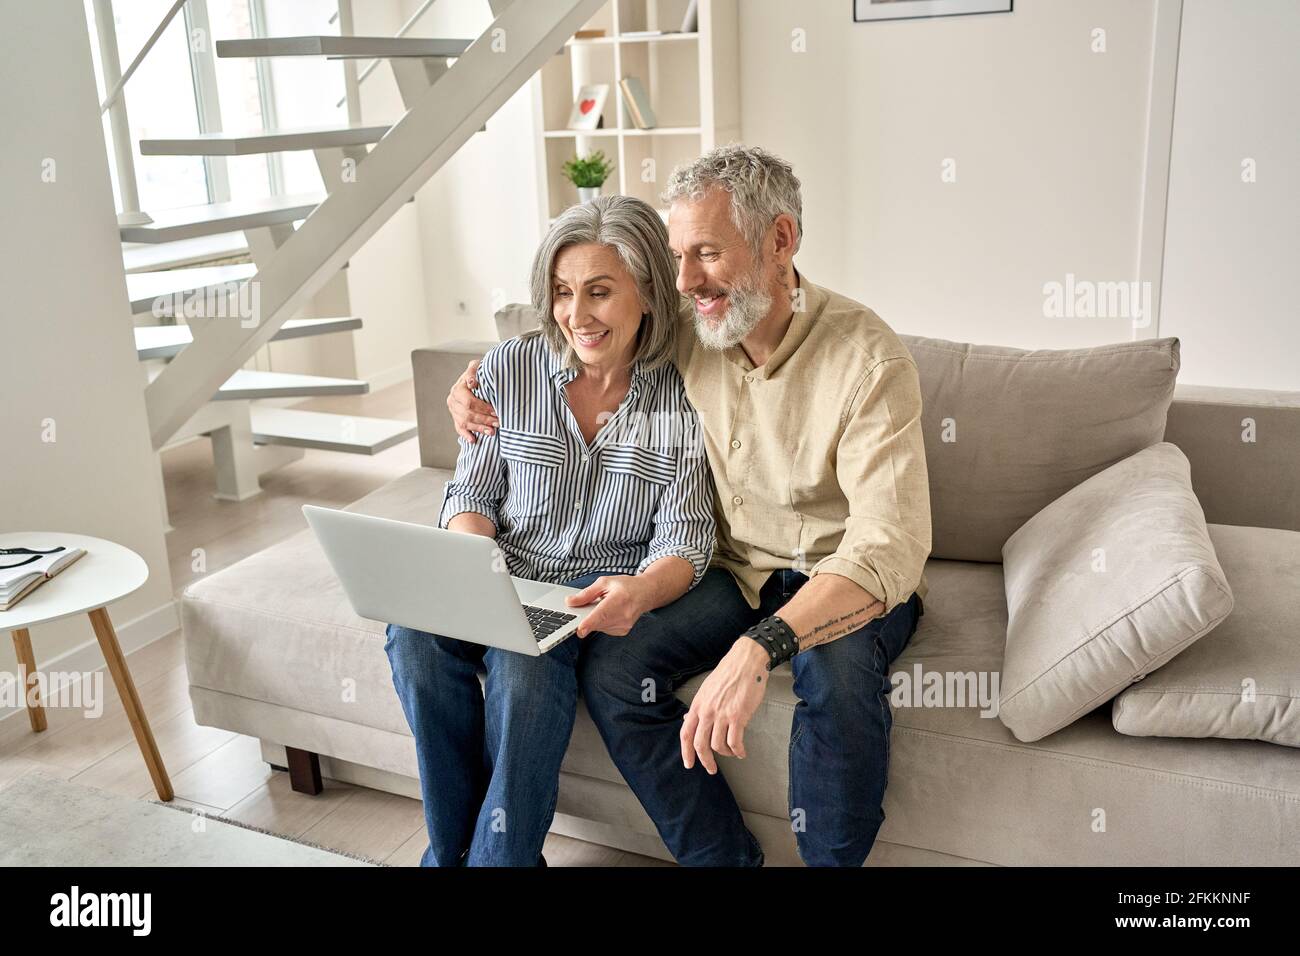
412, 340, 493, 469
1165, 383, 1300, 533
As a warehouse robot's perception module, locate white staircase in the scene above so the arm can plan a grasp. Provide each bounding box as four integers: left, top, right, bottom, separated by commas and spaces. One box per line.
107, 0, 605, 509
118, 192, 324, 244
249, 407, 417, 455
214, 35, 473, 59
133, 317, 362, 358
126, 264, 257, 315
139, 124, 391, 157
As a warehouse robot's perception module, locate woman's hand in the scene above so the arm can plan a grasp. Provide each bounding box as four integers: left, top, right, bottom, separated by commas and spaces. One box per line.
447, 359, 499, 443
566, 575, 654, 637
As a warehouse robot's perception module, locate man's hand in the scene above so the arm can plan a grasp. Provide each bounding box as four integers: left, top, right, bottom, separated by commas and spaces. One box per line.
680, 638, 771, 774
447, 359, 499, 443
566, 575, 654, 637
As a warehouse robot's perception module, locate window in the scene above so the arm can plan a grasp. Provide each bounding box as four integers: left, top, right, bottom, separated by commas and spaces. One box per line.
87, 0, 209, 212
88, 0, 349, 216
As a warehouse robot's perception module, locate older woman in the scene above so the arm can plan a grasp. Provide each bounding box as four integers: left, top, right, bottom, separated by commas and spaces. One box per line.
384, 195, 714, 867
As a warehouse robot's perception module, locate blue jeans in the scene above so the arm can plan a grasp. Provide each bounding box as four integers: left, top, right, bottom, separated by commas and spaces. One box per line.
383, 570, 611, 867
579, 567, 922, 867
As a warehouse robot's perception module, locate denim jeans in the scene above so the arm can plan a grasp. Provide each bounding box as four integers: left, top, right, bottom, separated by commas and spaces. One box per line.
383, 570, 611, 867
579, 567, 922, 867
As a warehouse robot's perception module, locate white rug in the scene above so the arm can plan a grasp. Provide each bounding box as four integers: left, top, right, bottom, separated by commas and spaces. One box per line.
0, 771, 378, 866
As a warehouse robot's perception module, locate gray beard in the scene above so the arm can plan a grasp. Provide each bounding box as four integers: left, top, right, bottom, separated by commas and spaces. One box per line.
692, 272, 773, 351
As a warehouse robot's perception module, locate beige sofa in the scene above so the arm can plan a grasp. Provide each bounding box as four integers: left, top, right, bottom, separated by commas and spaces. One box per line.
181, 338, 1300, 866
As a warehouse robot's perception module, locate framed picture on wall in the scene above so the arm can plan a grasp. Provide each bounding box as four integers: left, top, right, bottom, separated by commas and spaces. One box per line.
853, 0, 1012, 22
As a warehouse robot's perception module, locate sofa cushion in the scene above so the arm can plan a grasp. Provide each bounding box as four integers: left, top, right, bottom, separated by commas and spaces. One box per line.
181, 467, 451, 739
998, 442, 1235, 742
1112, 523, 1300, 747
899, 334, 1180, 562
495, 303, 539, 341
872, 558, 1299, 866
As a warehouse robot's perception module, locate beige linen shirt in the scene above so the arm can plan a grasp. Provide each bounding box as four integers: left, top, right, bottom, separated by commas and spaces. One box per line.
675, 274, 931, 612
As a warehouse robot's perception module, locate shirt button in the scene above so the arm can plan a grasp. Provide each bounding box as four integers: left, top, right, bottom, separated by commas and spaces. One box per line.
574, 500, 582, 510
744, 375, 754, 383
730, 439, 741, 449
732, 495, 743, 505
581, 455, 590, 464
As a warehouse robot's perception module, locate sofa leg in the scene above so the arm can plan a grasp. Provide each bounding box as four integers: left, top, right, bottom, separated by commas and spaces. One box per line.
285, 746, 323, 795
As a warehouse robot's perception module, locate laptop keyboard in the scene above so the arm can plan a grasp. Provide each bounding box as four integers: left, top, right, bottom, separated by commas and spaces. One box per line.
524, 605, 578, 642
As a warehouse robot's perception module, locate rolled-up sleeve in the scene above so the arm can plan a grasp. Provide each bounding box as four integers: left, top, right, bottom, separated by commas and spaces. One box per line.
437, 358, 507, 532
634, 394, 716, 589
809, 355, 932, 613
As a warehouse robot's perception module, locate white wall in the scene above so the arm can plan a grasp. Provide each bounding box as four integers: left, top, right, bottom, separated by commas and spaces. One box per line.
737, 0, 1159, 350
399, 0, 545, 345
335, 0, 439, 390
1159, 0, 1300, 391
327, 0, 542, 381
0, 3, 175, 684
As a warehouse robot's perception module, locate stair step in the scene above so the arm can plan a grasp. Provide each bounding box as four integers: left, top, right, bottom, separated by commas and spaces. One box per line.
140, 124, 390, 157
215, 369, 369, 400
120, 192, 324, 244
134, 317, 363, 360
250, 407, 417, 455
123, 232, 249, 272
145, 365, 369, 400
126, 263, 257, 314
216, 35, 473, 59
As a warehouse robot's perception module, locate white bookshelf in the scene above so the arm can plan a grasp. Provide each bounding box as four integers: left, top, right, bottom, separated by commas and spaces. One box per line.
531, 0, 740, 228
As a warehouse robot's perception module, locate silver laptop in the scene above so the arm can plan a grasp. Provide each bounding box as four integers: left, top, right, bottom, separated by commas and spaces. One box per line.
302, 505, 595, 655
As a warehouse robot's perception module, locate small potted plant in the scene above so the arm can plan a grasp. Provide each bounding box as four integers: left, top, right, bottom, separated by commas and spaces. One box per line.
562, 150, 614, 202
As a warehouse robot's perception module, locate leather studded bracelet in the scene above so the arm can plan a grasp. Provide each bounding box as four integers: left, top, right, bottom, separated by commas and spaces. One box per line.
743, 615, 800, 671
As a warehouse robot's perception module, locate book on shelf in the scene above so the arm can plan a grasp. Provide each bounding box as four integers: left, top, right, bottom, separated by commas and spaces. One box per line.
620, 30, 664, 39
0, 545, 87, 611
619, 76, 657, 130
573, 28, 605, 39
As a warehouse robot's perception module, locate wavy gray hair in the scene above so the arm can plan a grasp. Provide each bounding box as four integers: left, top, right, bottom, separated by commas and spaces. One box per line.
661, 143, 803, 256
528, 195, 679, 371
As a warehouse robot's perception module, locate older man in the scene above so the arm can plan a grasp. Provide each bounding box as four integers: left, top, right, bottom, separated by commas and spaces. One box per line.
449, 145, 931, 867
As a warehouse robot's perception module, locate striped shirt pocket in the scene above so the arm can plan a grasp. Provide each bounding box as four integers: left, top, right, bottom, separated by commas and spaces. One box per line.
498, 428, 567, 518
600, 444, 678, 485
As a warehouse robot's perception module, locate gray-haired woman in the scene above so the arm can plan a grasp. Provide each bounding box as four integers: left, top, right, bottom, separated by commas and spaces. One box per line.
384, 195, 715, 867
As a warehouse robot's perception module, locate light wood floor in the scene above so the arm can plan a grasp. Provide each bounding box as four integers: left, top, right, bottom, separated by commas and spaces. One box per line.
0, 381, 669, 867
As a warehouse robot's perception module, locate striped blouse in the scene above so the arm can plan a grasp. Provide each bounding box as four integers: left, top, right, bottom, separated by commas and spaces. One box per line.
438, 332, 715, 588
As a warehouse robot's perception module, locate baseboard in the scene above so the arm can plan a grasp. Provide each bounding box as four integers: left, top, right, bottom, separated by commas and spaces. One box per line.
0, 598, 180, 725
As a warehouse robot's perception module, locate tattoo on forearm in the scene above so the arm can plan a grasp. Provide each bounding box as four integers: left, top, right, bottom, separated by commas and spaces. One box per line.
797, 604, 881, 651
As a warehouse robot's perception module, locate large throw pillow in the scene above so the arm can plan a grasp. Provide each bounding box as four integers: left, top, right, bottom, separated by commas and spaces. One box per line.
900, 335, 1180, 562
1112, 523, 1300, 748
998, 442, 1234, 742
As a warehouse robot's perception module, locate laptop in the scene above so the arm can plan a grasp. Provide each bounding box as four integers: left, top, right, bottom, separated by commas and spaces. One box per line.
302, 505, 595, 655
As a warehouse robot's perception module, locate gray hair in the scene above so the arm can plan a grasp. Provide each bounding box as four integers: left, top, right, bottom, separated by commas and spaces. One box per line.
528, 195, 678, 371
661, 143, 803, 256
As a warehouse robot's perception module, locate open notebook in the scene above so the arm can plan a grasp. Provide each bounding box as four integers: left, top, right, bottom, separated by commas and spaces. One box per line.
0, 547, 87, 611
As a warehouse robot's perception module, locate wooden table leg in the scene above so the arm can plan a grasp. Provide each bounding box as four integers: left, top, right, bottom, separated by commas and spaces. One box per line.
10, 628, 46, 732
87, 607, 174, 801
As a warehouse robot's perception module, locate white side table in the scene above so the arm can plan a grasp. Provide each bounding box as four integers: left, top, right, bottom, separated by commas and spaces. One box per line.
0, 532, 173, 801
